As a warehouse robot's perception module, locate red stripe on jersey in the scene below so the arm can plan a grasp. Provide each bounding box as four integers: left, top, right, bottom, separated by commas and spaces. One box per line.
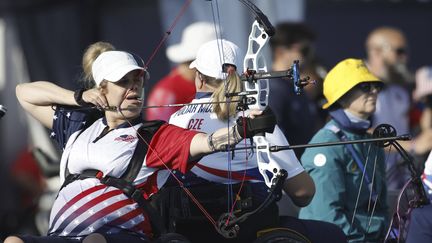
54, 189, 124, 232
195, 163, 258, 181
107, 207, 145, 226
50, 184, 107, 229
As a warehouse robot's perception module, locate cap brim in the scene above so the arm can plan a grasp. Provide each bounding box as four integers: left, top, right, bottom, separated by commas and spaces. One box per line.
322, 102, 331, 109
167, 44, 196, 63
104, 65, 144, 83
322, 79, 382, 109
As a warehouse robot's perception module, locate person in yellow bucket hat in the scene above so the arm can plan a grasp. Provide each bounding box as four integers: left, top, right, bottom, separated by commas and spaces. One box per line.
299, 58, 389, 242
322, 58, 382, 109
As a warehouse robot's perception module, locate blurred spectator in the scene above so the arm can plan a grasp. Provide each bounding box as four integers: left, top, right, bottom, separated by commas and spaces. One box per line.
0, 149, 45, 240
146, 22, 216, 121
413, 66, 432, 104
269, 22, 326, 157
410, 67, 432, 167
299, 58, 388, 242
412, 66, 432, 139
412, 67, 432, 235
365, 27, 432, 190
10, 149, 45, 215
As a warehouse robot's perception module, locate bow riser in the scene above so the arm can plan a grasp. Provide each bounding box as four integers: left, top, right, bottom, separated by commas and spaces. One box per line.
243, 20, 270, 111
242, 18, 283, 188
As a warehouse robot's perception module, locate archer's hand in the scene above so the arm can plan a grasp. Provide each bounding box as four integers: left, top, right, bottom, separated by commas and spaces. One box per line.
236, 107, 277, 138
82, 88, 108, 108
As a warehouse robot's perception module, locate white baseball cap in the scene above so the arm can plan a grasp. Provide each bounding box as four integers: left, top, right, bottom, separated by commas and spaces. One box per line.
166, 22, 217, 63
92, 51, 145, 86
189, 39, 242, 79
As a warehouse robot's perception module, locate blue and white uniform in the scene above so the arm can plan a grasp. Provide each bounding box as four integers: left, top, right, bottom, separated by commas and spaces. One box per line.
48, 106, 197, 237
169, 92, 304, 183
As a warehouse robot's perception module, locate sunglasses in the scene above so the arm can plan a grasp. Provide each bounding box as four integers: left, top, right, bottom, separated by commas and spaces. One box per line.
393, 47, 407, 56
358, 82, 383, 93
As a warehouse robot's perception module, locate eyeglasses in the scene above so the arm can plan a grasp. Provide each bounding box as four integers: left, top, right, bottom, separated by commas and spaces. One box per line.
381, 45, 408, 56
358, 82, 383, 93
393, 47, 407, 56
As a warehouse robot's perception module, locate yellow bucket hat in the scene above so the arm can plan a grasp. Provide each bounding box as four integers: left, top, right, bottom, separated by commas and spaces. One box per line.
322, 58, 381, 109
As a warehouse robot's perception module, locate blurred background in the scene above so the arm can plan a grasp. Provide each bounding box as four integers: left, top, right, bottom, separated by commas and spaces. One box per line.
0, 0, 431, 239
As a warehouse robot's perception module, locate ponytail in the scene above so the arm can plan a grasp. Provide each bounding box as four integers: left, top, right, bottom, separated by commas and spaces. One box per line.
80, 41, 116, 89
207, 72, 242, 120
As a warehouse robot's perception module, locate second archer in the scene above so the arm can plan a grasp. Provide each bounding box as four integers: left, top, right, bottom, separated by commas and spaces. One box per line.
156, 38, 345, 242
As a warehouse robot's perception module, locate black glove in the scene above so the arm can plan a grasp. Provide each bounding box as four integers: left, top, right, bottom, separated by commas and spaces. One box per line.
236, 107, 276, 139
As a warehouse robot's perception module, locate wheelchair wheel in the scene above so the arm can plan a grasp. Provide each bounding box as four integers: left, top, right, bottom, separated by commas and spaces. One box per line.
253, 228, 311, 243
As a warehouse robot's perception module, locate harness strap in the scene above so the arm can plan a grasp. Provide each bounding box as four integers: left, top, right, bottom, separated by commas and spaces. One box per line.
121, 120, 165, 181
100, 175, 167, 236
325, 124, 377, 200
60, 120, 167, 236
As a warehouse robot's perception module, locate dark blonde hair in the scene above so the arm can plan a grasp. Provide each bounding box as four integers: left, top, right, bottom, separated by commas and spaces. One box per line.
80, 41, 116, 89
200, 71, 243, 120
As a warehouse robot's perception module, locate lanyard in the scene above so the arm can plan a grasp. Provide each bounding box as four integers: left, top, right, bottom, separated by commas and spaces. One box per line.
326, 124, 378, 200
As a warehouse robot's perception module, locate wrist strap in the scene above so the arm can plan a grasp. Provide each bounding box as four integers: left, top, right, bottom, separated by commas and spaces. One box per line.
207, 133, 217, 152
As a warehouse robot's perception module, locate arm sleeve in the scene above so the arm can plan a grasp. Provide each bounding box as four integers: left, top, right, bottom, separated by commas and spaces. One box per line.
145, 124, 199, 173
300, 130, 365, 240
51, 106, 97, 149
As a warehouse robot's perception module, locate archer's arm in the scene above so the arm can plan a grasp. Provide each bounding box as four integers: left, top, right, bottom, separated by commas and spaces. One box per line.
266, 125, 315, 207
189, 109, 275, 160
283, 172, 315, 207
16, 81, 77, 128
16, 81, 107, 128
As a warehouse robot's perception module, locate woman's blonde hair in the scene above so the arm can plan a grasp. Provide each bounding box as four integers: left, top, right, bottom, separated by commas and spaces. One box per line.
80, 41, 116, 89
201, 71, 243, 120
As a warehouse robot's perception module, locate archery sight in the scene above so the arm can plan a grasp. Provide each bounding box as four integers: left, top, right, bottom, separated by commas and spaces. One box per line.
225, 60, 315, 111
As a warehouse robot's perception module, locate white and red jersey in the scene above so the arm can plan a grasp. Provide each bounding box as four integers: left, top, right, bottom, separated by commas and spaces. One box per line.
169, 92, 304, 184
48, 107, 197, 237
